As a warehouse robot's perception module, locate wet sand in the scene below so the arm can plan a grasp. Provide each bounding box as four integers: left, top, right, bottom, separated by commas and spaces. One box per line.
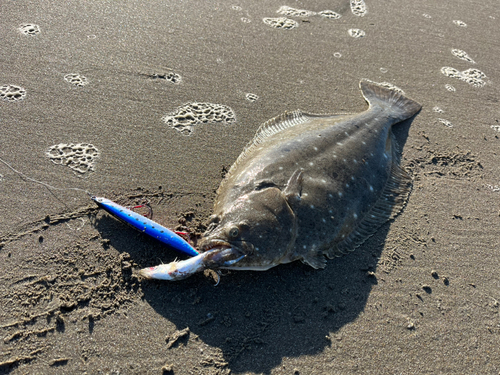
1, 0, 500, 374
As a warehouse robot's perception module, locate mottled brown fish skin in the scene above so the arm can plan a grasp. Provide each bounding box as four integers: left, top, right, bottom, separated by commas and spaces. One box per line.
199, 80, 421, 272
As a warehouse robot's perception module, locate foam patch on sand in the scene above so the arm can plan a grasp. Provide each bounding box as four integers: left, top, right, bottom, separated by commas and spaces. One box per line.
64, 74, 88, 87
0, 84, 26, 102
438, 118, 454, 128
162, 103, 236, 135
451, 49, 475, 63
451, 48, 476, 64
348, 29, 366, 38
319, 10, 342, 19
350, 0, 367, 17
441, 67, 487, 87
47, 143, 99, 176
277, 6, 316, 17
445, 84, 456, 92
18, 23, 40, 36
245, 93, 259, 102
148, 72, 182, 84
263, 17, 298, 30
453, 20, 467, 27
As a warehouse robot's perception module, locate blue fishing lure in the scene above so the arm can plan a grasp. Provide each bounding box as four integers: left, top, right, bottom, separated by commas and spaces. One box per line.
92, 196, 199, 257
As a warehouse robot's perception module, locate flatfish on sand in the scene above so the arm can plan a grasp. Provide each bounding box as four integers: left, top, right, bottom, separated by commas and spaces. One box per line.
140, 80, 421, 280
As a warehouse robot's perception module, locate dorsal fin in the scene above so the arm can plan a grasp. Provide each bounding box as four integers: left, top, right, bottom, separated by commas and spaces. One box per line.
252, 110, 310, 144
218, 110, 311, 194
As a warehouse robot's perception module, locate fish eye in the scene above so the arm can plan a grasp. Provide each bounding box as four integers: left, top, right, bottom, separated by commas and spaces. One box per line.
228, 227, 239, 238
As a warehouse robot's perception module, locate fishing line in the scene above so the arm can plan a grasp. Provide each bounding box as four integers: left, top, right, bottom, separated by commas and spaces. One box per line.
0, 156, 201, 261
0, 156, 93, 197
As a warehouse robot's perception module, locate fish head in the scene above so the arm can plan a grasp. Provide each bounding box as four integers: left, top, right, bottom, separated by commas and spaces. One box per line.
199, 185, 298, 270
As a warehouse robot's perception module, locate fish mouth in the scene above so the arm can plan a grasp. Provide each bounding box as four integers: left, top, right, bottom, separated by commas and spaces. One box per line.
199, 239, 232, 253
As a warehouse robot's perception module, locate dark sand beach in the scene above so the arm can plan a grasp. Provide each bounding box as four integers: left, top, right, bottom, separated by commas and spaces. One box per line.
1, 0, 500, 373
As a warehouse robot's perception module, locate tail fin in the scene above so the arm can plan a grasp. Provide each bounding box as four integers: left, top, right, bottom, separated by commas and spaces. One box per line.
360, 79, 422, 121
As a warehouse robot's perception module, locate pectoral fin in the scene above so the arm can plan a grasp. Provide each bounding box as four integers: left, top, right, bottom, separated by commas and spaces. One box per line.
283, 169, 303, 209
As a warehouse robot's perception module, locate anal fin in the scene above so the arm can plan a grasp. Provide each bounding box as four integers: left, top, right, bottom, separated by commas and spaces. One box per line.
302, 250, 327, 269
325, 138, 412, 259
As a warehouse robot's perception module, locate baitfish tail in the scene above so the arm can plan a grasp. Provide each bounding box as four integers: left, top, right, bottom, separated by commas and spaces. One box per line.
360, 79, 422, 121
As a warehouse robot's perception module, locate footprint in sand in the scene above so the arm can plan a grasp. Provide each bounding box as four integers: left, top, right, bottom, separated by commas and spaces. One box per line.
46, 143, 100, 176
162, 103, 236, 136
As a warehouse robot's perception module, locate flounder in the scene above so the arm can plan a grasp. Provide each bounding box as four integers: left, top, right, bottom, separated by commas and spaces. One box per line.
140, 80, 421, 280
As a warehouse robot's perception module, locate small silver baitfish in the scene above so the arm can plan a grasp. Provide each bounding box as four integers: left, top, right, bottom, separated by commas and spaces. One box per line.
139, 80, 421, 280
